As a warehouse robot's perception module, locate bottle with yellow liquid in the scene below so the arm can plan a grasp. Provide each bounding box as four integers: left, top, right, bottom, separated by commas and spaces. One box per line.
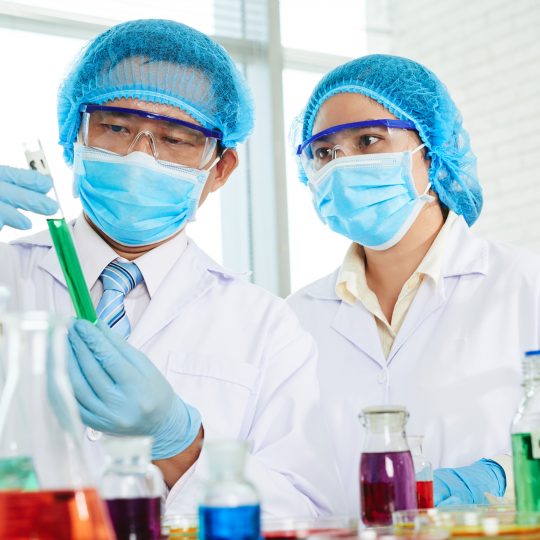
0, 312, 115, 539
511, 350, 540, 512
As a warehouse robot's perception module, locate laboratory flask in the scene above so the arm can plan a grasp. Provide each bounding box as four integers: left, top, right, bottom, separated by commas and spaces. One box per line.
359, 406, 417, 526
100, 435, 164, 540
0, 312, 115, 540
199, 440, 261, 540
511, 350, 540, 512
407, 435, 434, 508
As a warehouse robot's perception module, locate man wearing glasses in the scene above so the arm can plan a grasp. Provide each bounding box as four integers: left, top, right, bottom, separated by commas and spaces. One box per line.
0, 19, 338, 516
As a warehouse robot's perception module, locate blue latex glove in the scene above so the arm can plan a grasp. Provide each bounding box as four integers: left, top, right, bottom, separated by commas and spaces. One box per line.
434, 459, 506, 506
67, 319, 201, 460
0, 166, 59, 230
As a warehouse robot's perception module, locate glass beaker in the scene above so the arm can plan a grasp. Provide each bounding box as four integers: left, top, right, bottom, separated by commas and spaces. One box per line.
0, 311, 115, 539
408, 435, 434, 508
100, 435, 164, 540
511, 350, 540, 512
199, 440, 261, 540
359, 406, 417, 526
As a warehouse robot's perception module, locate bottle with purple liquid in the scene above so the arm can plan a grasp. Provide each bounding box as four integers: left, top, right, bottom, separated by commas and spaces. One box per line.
100, 436, 164, 540
359, 406, 417, 526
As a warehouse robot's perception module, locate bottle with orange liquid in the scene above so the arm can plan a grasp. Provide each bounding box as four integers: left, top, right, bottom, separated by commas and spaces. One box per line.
408, 435, 434, 509
0, 312, 115, 540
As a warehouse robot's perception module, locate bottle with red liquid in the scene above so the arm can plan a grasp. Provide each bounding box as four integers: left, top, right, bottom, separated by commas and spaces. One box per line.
359, 406, 417, 526
0, 312, 115, 540
407, 435, 434, 509
100, 435, 164, 539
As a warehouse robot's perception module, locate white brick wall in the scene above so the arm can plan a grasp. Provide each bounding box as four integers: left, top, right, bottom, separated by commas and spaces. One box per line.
367, 0, 540, 250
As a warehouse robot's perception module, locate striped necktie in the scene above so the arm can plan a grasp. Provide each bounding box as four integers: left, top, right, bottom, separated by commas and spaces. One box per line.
96, 260, 143, 339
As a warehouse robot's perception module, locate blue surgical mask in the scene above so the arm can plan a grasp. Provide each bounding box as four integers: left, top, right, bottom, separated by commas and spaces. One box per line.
73, 143, 217, 246
308, 145, 433, 250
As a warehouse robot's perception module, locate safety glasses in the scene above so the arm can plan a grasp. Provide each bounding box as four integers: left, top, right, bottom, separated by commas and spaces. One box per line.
297, 119, 417, 178
79, 104, 223, 169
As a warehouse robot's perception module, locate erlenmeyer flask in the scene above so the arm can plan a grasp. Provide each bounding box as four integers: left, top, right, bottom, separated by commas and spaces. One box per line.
0, 311, 115, 539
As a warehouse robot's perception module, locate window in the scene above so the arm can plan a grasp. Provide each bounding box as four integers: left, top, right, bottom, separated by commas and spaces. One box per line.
280, 0, 367, 291
0, 0, 367, 295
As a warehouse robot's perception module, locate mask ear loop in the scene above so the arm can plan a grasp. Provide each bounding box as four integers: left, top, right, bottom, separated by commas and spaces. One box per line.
204, 151, 224, 172
410, 143, 434, 200
411, 142, 426, 154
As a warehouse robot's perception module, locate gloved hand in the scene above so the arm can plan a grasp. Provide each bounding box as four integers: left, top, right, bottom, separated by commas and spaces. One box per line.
434, 459, 506, 506
0, 166, 59, 230
67, 319, 201, 460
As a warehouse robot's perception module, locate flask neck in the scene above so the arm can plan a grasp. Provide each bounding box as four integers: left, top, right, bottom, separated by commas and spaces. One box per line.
512, 356, 540, 434
407, 435, 424, 456
0, 313, 90, 489
361, 410, 410, 453
109, 454, 151, 470
103, 435, 153, 471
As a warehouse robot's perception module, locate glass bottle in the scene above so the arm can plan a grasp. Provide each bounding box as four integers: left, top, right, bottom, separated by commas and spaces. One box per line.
100, 435, 164, 540
407, 435, 434, 508
359, 405, 417, 526
511, 350, 540, 511
199, 440, 260, 540
0, 311, 115, 539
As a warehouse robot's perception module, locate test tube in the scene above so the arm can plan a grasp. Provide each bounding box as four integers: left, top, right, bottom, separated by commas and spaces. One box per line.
23, 140, 97, 323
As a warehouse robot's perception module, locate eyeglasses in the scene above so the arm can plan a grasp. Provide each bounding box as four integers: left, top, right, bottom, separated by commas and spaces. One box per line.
79, 104, 223, 168
296, 119, 417, 178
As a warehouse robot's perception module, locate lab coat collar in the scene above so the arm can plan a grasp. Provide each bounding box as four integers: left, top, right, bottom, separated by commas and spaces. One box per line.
10, 217, 114, 291
440, 215, 488, 279
13, 218, 246, 349
128, 239, 245, 349
303, 214, 488, 303
299, 214, 489, 367
386, 216, 487, 362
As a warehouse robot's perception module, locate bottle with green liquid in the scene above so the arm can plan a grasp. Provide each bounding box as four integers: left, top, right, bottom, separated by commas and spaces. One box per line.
511, 350, 540, 511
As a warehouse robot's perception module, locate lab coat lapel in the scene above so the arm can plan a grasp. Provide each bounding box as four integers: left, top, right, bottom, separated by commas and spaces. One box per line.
387, 217, 488, 364
387, 278, 449, 364
128, 241, 226, 350
331, 299, 386, 368
14, 227, 68, 287
307, 269, 386, 367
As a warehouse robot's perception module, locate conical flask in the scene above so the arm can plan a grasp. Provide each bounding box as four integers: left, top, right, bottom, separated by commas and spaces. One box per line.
0, 311, 115, 539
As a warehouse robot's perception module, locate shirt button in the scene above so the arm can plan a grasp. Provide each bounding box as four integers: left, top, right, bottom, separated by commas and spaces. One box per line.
86, 428, 102, 441
377, 371, 388, 384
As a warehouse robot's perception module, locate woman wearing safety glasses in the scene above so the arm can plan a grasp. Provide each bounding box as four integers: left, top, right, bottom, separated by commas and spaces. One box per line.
287, 54, 540, 514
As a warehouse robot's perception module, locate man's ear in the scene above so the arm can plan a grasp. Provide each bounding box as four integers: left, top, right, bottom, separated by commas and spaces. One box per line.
207, 149, 239, 193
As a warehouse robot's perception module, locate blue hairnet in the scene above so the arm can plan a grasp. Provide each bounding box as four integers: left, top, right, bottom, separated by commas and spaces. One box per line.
296, 54, 482, 226
58, 19, 253, 163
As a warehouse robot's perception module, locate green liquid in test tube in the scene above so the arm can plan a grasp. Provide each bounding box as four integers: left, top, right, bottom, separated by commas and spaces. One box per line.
23, 140, 97, 323
46, 218, 97, 322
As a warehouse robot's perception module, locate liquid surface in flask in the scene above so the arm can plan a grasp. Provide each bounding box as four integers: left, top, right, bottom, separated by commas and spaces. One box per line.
416, 480, 434, 509
360, 450, 416, 526
106, 496, 161, 540
199, 505, 260, 540
512, 432, 540, 511
0, 456, 39, 490
0, 488, 115, 540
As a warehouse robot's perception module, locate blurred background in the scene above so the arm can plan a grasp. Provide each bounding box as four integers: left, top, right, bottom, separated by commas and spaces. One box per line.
0, 0, 538, 297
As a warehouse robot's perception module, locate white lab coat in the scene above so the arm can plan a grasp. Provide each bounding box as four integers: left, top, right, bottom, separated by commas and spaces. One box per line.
287, 216, 540, 516
0, 227, 341, 517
